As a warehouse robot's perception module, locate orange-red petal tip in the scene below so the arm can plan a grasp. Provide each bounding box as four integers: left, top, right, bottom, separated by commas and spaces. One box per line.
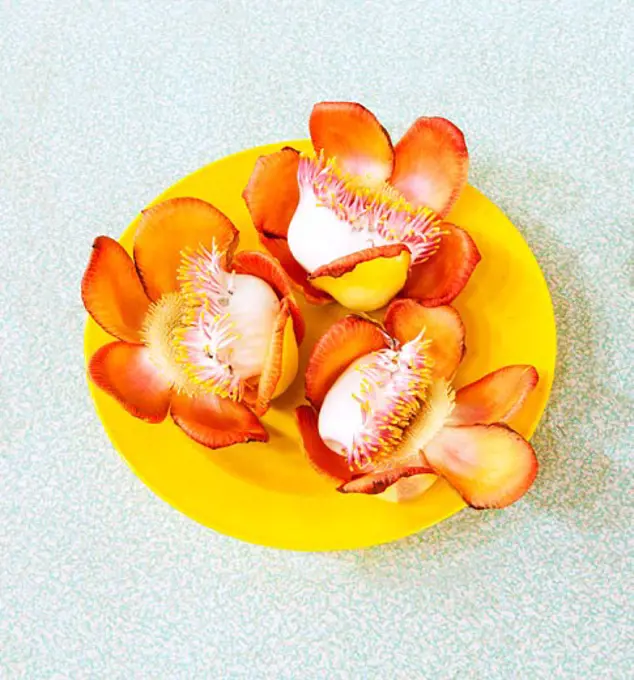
337, 467, 434, 495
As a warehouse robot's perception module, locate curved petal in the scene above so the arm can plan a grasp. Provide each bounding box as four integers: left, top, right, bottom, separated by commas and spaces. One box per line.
296, 405, 355, 482
424, 424, 538, 509
305, 315, 389, 408
254, 300, 299, 416
309, 102, 394, 186
88, 342, 172, 423
401, 223, 480, 306
134, 198, 239, 301
81, 236, 151, 343
242, 147, 300, 238
309, 244, 411, 312
259, 235, 333, 305
232, 249, 305, 343
448, 365, 539, 426
171, 390, 268, 449
384, 299, 465, 379
337, 466, 434, 495
390, 117, 469, 217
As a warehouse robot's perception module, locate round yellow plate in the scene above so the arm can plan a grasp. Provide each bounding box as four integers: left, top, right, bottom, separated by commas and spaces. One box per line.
84, 140, 557, 551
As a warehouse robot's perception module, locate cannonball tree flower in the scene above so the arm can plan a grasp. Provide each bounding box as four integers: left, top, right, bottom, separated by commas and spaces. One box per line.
243, 101, 481, 312
81, 197, 303, 448
296, 300, 539, 506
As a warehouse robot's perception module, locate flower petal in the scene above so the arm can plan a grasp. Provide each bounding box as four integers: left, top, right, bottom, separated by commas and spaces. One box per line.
309, 102, 394, 186
296, 405, 355, 482
448, 365, 539, 426
81, 236, 151, 343
134, 198, 239, 301
424, 424, 538, 508
88, 342, 172, 423
309, 244, 411, 312
242, 147, 300, 238
401, 223, 480, 306
232, 249, 305, 343
171, 390, 268, 449
390, 117, 469, 217
384, 299, 465, 379
337, 466, 434, 495
378, 475, 439, 503
259, 235, 333, 305
305, 315, 389, 408
254, 300, 299, 416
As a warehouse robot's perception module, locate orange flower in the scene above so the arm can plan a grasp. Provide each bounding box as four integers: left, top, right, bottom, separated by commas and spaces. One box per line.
82, 198, 303, 449
296, 300, 539, 507
243, 102, 481, 312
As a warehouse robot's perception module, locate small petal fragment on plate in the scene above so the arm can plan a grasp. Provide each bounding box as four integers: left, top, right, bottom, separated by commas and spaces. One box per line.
337, 466, 434, 495
448, 365, 539, 426
424, 424, 538, 508
305, 315, 389, 408
384, 299, 465, 379
401, 223, 480, 306
296, 405, 355, 482
309, 102, 394, 186
88, 342, 172, 423
134, 198, 239, 301
255, 300, 299, 416
171, 391, 268, 450
259, 235, 333, 305
81, 236, 151, 343
232, 250, 305, 343
390, 117, 469, 217
242, 147, 300, 238
309, 244, 411, 312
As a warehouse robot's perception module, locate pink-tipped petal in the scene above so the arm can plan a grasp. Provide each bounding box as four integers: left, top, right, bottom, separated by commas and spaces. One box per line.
424, 424, 538, 509
401, 223, 481, 306
384, 299, 465, 379
390, 117, 469, 217
171, 391, 268, 450
242, 147, 300, 238
81, 236, 151, 343
337, 466, 434, 495
448, 365, 539, 426
88, 342, 172, 423
309, 102, 394, 186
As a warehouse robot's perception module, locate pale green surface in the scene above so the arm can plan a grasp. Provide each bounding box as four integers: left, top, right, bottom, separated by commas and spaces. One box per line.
1, 1, 632, 678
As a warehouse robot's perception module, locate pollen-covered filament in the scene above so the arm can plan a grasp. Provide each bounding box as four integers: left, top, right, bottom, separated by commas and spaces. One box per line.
287, 153, 442, 274
318, 332, 449, 470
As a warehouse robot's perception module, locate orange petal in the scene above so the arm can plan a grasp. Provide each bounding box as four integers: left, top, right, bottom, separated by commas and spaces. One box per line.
401, 223, 481, 306
242, 147, 300, 238
254, 300, 299, 416
448, 365, 539, 426
309, 244, 411, 312
232, 250, 305, 343
337, 466, 434, 495
390, 117, 469, 217
81, 236, 151, 343
259, 235, 333, 305
171, 390, 268, 449
424, 424, 538, 508
309, 102, 394, 186
384, 299, 465, 379
134, 198, 239, 301
305, 315, 389, 408
88, 342, 172, 423
296, 405, 355, 482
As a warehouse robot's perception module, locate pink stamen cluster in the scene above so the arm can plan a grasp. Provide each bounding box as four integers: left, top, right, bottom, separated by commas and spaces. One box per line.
298, 153, 443, 264
349, 332, 432, 468
175, 243, 244, 400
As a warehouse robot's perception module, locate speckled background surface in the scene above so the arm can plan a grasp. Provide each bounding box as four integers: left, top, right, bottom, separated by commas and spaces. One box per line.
1, 1, 632, 678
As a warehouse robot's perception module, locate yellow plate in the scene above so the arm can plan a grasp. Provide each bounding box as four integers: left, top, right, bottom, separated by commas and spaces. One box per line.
84, 140, 557, 551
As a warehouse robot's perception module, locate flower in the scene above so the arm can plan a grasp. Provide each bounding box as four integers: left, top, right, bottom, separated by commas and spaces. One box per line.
295, 300, 539, 507
82, 197, 303, 449
243, 101, 481, 312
